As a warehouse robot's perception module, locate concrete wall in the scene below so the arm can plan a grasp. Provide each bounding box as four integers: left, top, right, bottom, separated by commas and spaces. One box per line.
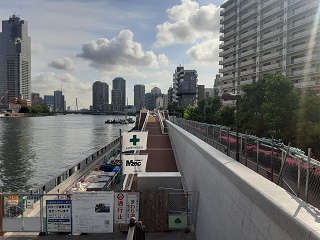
167, 121, 320, 240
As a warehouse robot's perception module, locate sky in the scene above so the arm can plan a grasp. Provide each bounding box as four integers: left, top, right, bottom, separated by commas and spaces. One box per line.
0, 0, 225, 109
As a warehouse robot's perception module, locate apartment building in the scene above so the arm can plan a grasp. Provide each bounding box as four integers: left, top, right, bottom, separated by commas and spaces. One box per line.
172, 66, 198, 107
219, 0, 320, 94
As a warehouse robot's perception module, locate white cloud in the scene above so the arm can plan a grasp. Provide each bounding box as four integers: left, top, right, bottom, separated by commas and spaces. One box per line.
77, 29, 169, 72
155, 0, 221, 47
48, 57, 76, 71
187, 39, 220, 63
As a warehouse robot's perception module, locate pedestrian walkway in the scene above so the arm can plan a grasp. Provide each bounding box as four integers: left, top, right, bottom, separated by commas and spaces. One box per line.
2, 231, 193, 240
131, 114, 178, 189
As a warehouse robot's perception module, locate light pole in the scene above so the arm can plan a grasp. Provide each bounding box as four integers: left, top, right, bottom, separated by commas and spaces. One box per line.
221, 92, 241, 162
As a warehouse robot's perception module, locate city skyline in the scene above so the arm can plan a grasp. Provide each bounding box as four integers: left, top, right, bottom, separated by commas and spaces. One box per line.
0, 0, 224, 109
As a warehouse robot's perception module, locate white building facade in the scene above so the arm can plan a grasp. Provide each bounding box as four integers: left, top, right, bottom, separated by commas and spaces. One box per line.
0, 15, 31, 104
219, 0, 320, 94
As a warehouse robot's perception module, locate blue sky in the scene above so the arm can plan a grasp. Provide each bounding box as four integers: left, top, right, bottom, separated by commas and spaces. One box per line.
0, 0, 225, 109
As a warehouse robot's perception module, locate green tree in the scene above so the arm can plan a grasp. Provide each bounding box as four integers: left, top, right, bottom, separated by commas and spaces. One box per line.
238, 74, 299, 142
216, 105, 236, 127
184, 105, 196, 120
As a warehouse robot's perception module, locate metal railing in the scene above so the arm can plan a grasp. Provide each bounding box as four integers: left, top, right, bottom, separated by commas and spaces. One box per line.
172, 117, 320, 209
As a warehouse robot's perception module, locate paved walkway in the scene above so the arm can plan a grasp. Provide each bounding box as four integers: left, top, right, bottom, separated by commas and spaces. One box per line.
2, 231, 193, 240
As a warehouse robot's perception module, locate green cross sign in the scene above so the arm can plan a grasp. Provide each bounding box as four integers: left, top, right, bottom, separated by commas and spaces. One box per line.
130, 135, 140, 145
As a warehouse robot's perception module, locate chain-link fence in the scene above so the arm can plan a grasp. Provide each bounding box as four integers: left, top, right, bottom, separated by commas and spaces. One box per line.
172, 117, 320, 209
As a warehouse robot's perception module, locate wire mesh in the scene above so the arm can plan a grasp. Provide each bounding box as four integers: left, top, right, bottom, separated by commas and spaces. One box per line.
173, 118, 320, 209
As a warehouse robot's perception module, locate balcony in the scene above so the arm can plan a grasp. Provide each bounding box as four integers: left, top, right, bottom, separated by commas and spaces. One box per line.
239, 59, 256, 67
288, 1, 318, 17
289, 15, 315, 28
261, 41, 282, 50
241, 49, 256, 57
223, 75, 235, 81
225, 29, 237, 38
261, 63, 282, 71
239, 69, 256, 76
261, 18, 283, 30
224, 38, 236, 47
241, 29, 257, 39
241, 39, 257, 48
225, 2, 237, 13
224, 57, 236, 63
224, 11, 237, 21
294, 80, 319, 88
260, 51, 282, 61
225, 20, 237, 30
262, 0, 281, 9
291, 54, 320, 64
219, 60, 223, 65
220, 35, 224, 41
241, 1, 255, 11
219, 43, 224, 49
288, 43, 309, 53
262, 6, 284, 19
223, 65, 235, 72
262, 29, 282, 39
239, 79, 254, 85
224, 47, 236, 55
288, 30, 312, 41
241, 19, 257, 30
290, 68, 319, 76
241, 9, 257, 20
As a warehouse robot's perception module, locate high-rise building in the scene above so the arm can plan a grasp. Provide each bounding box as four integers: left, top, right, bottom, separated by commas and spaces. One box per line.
145, 87, 163, 110
54, 90, 65, 111
92, 81, 109, 111
134, 84, 145, 111
112, 77, 126, 111
111, 89, 122, 112
172, 66, 198, 107
219, 0, 320, 94
31, 92, 43, 106
0, 15, 31, 104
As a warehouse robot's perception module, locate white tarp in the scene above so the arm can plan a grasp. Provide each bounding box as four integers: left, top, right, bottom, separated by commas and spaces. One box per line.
122, 131, 148, 151
72, 192, 114, 233
122, 154, 148, 174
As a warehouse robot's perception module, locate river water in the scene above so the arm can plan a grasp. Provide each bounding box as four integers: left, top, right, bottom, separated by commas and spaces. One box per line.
0, 114, 135, 192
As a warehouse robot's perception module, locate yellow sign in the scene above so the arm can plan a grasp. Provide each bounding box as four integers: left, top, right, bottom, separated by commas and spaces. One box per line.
8, 195, 19, 205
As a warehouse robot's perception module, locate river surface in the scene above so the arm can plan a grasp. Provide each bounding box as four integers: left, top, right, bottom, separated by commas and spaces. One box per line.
0, 114, 135, 192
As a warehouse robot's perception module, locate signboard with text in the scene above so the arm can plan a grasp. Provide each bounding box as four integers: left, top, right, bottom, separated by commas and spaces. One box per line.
114, 192, 139, 224
122, 154, 148, 174
7, 195, 19, 206
72, 192, 114, 233
122, 132, 148, 151
46, 200, 72, 232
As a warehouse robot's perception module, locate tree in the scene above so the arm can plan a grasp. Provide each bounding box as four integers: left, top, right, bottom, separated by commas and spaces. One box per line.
238, 74, 299, 143
216, 105, 236, 127
184, 105, 196, 120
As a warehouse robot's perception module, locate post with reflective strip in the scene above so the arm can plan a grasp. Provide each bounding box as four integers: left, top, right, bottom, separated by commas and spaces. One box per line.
0, 193, 4, 236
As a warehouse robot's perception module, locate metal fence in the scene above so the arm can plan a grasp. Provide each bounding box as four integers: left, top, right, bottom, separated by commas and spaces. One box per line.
172, 117, 320, 209
31, 137, 121, 195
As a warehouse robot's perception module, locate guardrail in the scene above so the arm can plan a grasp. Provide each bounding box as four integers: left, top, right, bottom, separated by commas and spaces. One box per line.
158, 110, 168, 134
32, 137, 121, 194
172, 117, 320, 209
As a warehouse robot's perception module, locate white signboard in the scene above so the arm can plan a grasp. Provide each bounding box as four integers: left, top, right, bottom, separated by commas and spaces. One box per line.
72, 192, 114, 233
27, 199, 34, 209
122, 132, 148, 151
114, 192, 139, 224
46, 200, 72, 232
122, 155, 148, 174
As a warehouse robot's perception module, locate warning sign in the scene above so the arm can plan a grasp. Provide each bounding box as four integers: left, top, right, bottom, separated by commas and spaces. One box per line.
7, 195, 19, 206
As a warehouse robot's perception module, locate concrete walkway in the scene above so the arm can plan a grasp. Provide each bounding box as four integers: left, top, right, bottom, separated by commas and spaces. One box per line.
2, 231, 193, 240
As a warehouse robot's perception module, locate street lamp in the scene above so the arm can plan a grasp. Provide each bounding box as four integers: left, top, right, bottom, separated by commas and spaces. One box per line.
221, 92, 241, 162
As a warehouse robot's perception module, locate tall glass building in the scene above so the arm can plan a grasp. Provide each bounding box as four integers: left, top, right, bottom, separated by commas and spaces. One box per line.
0, 14, 31, 104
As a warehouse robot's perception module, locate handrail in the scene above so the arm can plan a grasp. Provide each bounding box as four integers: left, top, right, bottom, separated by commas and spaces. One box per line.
158, 110, 168, 134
